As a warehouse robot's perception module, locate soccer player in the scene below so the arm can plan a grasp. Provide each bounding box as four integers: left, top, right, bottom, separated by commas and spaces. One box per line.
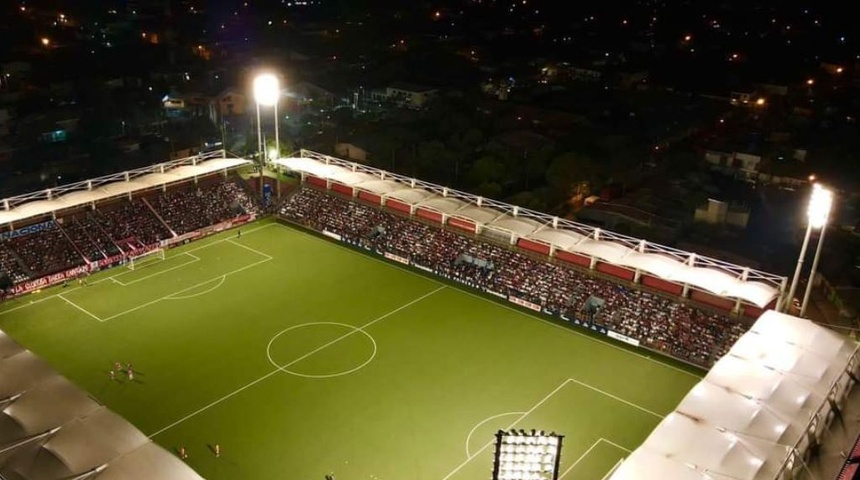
214, 444, 220, 457
109, 370, 115, 380
237, 229, 241, 238
114, 361, 122, 371
179, 446, 188, 459
127, 366, 134, 381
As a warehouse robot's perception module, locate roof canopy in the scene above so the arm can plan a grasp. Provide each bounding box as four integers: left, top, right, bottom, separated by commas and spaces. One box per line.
0, 329, 204, 480
609, 312, 859, 480
274, 152, 786, 308
0, 151, 250, 227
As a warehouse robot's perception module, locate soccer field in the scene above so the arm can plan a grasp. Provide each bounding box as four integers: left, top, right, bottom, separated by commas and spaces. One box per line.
0, 219, 702, 480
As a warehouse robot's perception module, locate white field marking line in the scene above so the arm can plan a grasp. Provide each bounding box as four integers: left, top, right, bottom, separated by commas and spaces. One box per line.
149, 285, 446, 438
568, 378, 664, 419
227, 238, 273, 260
0, 222, 275, 318
442, 379, 572, 480
266, 322, 379, 379
279, 223, 703, 380
465, 412, 525, 457
100, 257, 272, 322
58, 294, 104, 322
112, 253, 201, 287
600, 438, 632, 453
558, 439, 604, 479
165, 276, 226, 300
600, 458, 625, 480
185, 252, 201, 261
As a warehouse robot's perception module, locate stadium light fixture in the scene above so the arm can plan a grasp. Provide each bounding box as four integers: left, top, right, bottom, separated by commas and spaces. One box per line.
252, 72, 281, 199
492, 429, 563, 480
787, 184, 832, 313
800, 185, 832, 317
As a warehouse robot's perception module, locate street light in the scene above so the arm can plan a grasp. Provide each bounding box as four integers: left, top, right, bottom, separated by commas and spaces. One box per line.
800, 185, 833, 317
787, 184, 833, 314
253, 73, 280, 199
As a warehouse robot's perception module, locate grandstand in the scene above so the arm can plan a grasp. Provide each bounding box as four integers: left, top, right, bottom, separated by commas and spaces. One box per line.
0, 150, 259, 297
0, 148, 856, 480
273, 150, 787, 319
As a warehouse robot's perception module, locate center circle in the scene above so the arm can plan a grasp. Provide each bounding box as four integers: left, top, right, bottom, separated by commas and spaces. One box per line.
266, 322, 377, 378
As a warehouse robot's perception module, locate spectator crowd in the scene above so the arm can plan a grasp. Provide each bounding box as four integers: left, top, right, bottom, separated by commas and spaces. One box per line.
280, 187, 748, 367
0, 178, 259, 287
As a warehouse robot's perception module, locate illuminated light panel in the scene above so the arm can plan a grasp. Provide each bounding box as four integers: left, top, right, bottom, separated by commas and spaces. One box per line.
492, 429, 564, 480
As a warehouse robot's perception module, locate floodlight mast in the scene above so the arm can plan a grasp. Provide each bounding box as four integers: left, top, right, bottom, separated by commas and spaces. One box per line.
253, 73, 281, 200
800, 185, 832, 317
787, 184, 832, 314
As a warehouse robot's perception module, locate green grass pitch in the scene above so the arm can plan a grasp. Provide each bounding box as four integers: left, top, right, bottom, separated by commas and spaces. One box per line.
0, 218, 702, 480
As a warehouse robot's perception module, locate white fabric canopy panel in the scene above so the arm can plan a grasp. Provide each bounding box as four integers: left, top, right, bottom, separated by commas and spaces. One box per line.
417, 196, 467, 214
610, 448, 710, 480
386, 188, 434, 204
528, 228, 586, 250
751, 311, 857, 363
454, 205, 502, 224
329, 170, 377, 186
355, 180, 403, 195
0, 157, 250, 226
489, 216, 545, 236
677, 382, 804, 447
574, 238, 632, 264
611, 311, 855, 480
642, 412, 789, 480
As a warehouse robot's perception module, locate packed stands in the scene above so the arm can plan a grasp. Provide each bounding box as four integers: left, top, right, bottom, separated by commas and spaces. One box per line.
4, 221, 85, 278
0, 177, 259, 290
279, 187, 749, 367
150, 180, 254, 235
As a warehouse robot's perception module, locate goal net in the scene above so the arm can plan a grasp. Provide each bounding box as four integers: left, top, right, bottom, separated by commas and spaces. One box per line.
127, 248, 166, 270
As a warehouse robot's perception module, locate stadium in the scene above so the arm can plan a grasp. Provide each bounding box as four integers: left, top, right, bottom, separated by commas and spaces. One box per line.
0, 149, 857, 480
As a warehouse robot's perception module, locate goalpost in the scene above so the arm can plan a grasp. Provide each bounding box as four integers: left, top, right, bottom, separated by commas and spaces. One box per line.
127, 248, 166, 271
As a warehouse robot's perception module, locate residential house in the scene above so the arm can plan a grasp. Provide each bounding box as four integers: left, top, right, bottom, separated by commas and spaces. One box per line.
385, 82, 437, 109
209, 88, 247, 125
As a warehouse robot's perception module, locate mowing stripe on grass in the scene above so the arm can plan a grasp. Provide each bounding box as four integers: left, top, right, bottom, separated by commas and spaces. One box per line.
148, 285, 447, 438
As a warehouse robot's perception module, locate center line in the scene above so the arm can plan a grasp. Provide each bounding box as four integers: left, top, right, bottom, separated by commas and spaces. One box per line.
149, 285, 446, 438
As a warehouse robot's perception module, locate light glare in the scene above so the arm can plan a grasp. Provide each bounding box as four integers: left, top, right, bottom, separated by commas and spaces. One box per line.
807, 184, 832, 228
253, 73, 280, 106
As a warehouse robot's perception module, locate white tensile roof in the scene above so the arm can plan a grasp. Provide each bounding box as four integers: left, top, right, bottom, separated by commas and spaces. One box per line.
529, 228, 587, 250
276, 152, 785, 308
417, 196, 467, 214
609, 313, 858, 480
489, 216, 545, 236
386, 187, 434, 204
355, 179, 403, 195
0, 330, 205, 480
454, 205, 502, 224
0, 156, 250, 226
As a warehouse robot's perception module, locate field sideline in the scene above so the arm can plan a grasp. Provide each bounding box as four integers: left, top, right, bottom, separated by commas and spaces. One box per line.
0, 219, 702, 480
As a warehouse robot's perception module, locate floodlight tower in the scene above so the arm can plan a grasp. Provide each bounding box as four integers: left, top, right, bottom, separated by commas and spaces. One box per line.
800, 185, 833, 317
787, 184, 832, 314
253, 73, 280, 198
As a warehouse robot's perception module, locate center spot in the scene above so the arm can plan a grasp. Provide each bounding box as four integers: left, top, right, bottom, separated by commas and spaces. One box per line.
266, 322, 377, 378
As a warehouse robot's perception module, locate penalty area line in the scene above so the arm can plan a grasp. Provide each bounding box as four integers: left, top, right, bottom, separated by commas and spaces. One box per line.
442, 379, 572, 480
148, 285, 446, 439
58, 294, 104, 322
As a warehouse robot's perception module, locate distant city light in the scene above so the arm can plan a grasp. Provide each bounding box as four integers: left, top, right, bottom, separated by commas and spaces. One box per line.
756, 98, 766, 106
806, 78, 815, 85
41, 37, 50, 47
683, 35, 692, 42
